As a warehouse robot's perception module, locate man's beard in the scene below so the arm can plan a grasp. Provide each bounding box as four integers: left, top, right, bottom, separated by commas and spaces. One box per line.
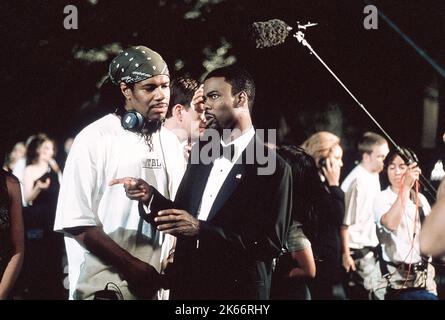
140, 117, 165, 151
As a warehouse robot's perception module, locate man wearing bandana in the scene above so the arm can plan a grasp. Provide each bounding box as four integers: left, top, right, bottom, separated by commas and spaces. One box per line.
54, 46, 185, 299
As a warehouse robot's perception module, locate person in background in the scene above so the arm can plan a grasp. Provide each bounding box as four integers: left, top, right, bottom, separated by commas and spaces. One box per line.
22, 133, 64, 299
300, 131, 346, 300
373, 148, 437, 299
3, 141, 27, 207
0, 158, 25, 299
159, 76, 206, 300
164, 77, 206, 160
57, 137, 74, 173
271, 145, 316, 300
340, 132, 389, 299
3, 142, 27, 183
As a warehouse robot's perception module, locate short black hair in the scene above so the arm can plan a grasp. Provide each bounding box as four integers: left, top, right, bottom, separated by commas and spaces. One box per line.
204, 65, 256, 111
381, 146, 419, 190
167, 77, 199, 118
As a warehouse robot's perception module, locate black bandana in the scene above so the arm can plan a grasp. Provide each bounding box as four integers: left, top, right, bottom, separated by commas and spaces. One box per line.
108, 46, 169, 85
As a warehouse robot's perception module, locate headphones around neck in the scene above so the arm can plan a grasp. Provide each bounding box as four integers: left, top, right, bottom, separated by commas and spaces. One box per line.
121, 110, 145, 132
115, 106, 162, 133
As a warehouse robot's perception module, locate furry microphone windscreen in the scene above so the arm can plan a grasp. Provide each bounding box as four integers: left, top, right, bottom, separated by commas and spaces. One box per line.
250, 19, 291, 49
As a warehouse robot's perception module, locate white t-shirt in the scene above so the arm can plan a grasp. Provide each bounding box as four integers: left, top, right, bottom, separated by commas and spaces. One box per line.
374, 187, 431, 264
341, 163, 361, 193
162, 127, 188, 177
342, 164, 381, 248
54, 114, 185, 299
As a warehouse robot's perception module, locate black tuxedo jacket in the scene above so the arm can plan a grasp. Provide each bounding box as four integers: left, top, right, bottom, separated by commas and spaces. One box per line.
144, 135, 292, 299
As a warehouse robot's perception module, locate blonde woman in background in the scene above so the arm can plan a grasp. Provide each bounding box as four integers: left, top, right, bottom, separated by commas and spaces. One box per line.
300, 131, 346, 299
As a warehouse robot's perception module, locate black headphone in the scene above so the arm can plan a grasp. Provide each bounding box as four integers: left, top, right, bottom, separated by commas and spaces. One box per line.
121, 110, 145, 132
115, 106, 162, 133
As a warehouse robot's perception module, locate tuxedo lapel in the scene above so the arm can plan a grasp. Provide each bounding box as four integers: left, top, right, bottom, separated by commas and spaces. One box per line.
184, 162, 214, 217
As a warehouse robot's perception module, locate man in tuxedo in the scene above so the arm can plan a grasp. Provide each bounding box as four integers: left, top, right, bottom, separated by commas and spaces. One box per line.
111, 65, 292, 299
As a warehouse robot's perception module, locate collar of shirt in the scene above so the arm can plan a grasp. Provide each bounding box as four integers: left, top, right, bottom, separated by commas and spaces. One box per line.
220, 126, 255, 162
358, 163, 379, 180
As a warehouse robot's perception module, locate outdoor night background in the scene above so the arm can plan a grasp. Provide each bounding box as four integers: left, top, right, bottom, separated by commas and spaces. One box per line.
1, 0, 444, 186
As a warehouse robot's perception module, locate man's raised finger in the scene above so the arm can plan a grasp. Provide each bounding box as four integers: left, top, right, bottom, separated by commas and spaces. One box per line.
109, 178, 129, 186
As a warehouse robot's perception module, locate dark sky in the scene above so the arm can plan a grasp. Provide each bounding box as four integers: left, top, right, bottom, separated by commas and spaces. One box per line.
1, 0, 444, 162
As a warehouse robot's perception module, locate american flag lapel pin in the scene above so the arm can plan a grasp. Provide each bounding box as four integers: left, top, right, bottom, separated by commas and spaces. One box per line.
236, 173, 242, 180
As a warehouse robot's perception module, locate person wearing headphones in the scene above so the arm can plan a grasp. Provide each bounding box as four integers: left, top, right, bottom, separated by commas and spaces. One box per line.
54, 46, 185, 299
373, 148, 437, 299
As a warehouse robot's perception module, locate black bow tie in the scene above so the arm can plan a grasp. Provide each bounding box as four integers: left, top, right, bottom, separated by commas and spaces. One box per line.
220, 144, 235, 161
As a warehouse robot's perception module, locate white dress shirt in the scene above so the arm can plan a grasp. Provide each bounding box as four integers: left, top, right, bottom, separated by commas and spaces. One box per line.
197, 126, 255, 221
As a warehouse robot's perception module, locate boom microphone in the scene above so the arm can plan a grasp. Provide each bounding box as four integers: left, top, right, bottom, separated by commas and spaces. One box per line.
250, 19, 292, 49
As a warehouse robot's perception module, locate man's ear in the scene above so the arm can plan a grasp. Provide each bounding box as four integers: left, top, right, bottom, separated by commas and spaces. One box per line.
173, 104, 184, 120
120, 82, 132, 100
362, 152, 370, 164
235, 91, 248, 109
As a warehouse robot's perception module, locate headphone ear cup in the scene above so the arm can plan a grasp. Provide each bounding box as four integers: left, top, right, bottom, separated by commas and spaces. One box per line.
121, 110, 145, 132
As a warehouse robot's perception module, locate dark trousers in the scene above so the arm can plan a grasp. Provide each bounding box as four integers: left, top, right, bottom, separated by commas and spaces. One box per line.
386, 287, 438, 300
